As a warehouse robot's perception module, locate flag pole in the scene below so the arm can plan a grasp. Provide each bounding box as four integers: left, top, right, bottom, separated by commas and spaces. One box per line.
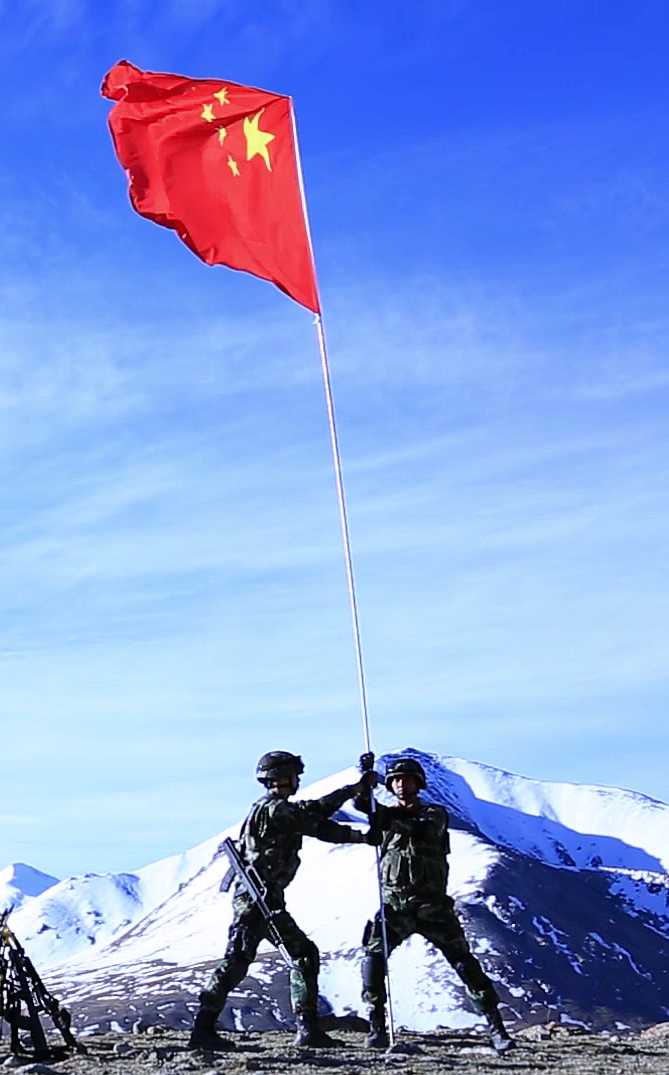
290, 103, 396, 1048
312, 315, 373, 752
314, 314, 396, 1049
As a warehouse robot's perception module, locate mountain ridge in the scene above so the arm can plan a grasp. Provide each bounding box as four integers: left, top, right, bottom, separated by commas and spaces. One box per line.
5, 749, 669, 1033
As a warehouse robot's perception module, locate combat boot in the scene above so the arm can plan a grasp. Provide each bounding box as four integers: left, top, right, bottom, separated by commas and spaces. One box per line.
364, 1006, 389, 1049
484, 1008, 515, 1054
188, 1007, 232, 1051
294, 1011, 336, 1047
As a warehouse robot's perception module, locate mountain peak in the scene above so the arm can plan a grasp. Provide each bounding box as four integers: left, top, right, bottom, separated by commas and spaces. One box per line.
9, 754, 669, 1032
0, 861, 59, 914
0, 861, 59, 893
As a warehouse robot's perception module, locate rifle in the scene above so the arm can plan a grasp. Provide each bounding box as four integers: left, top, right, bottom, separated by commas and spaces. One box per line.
0, 911, 87, 1059
217, 837, 298, 971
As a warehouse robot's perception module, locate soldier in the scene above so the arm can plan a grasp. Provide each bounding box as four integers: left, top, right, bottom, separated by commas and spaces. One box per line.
357, 756, 514, 1053
189, 750, 378, 1051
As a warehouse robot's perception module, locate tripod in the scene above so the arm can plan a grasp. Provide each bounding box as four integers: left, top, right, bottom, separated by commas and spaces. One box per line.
0, 911, 87, 1059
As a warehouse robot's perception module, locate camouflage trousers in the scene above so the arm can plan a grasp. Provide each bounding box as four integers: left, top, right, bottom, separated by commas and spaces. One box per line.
200, 891, 320, 1016
362, 895, 499, 1015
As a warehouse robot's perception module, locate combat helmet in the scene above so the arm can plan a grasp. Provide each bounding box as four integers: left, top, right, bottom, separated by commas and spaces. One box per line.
256, 750, 305, 786
384, 756, 427, 790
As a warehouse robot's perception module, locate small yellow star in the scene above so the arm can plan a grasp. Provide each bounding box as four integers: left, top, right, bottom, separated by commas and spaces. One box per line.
217, 127, 227, 146
243, 108, 275, 171
214, 88, 229, 107
227, 155, 240, 177
201, 103, 215, 123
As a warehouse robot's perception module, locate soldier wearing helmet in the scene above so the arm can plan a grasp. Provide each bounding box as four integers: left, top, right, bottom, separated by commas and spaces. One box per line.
189, 750, 377, 1051
357, 754, 514, 1054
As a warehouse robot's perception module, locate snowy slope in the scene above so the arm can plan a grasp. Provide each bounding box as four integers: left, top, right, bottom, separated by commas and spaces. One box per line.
426, 753, 669, 872
7, 833, 222, 968
5, 750, 669, 1032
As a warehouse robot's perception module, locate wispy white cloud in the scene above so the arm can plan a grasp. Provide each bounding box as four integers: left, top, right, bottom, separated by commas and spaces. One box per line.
572, 361, 669, 402
1, 35, 668, 875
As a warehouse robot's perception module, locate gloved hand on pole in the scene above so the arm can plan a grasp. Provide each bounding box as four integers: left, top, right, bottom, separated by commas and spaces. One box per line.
355, 752, 380, 803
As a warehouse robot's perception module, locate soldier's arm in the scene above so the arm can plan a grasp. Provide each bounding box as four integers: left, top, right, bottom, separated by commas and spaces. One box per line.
304, 782, 365, 818
271, 799, 369, 844
354, 799, 392, 848
352, 791, 391, 826
352, 785, 372, 816
309, 814, 370, 844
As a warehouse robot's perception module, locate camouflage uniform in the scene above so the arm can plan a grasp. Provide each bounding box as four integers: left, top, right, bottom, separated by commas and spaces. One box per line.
202, 783, 368, 1017
360, 798, 499, 1015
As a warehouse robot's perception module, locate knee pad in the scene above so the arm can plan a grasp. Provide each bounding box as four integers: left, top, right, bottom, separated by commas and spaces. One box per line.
361, 952, 385, 993
362, 915, 385, 949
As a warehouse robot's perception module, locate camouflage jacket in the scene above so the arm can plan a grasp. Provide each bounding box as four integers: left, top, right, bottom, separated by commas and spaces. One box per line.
238, 784, 366, 896
357, 794, 450, 904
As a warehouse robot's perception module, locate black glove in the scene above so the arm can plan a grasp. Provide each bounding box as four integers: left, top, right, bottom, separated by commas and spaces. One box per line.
364, 825, 383, 846
358, 752, 379, 792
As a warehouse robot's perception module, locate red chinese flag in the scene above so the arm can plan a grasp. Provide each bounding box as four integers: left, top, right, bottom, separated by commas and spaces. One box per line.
101, 61, 321, 314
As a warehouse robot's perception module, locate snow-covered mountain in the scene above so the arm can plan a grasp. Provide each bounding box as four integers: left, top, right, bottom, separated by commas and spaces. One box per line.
0, 863, 59, 913
5, 750, 669, 1034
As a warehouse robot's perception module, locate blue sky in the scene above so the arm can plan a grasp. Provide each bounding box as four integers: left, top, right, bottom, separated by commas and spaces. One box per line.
1, 1, 668, 878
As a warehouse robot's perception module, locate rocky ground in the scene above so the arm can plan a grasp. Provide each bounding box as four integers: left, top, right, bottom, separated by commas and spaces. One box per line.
4, 1022, 669, 1075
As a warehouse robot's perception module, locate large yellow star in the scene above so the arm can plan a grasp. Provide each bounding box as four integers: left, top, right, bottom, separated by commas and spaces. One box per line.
201, 104, 215, 123
227, 155, 240, 177
214, 88, 229, 107
243, 108, 274, 171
